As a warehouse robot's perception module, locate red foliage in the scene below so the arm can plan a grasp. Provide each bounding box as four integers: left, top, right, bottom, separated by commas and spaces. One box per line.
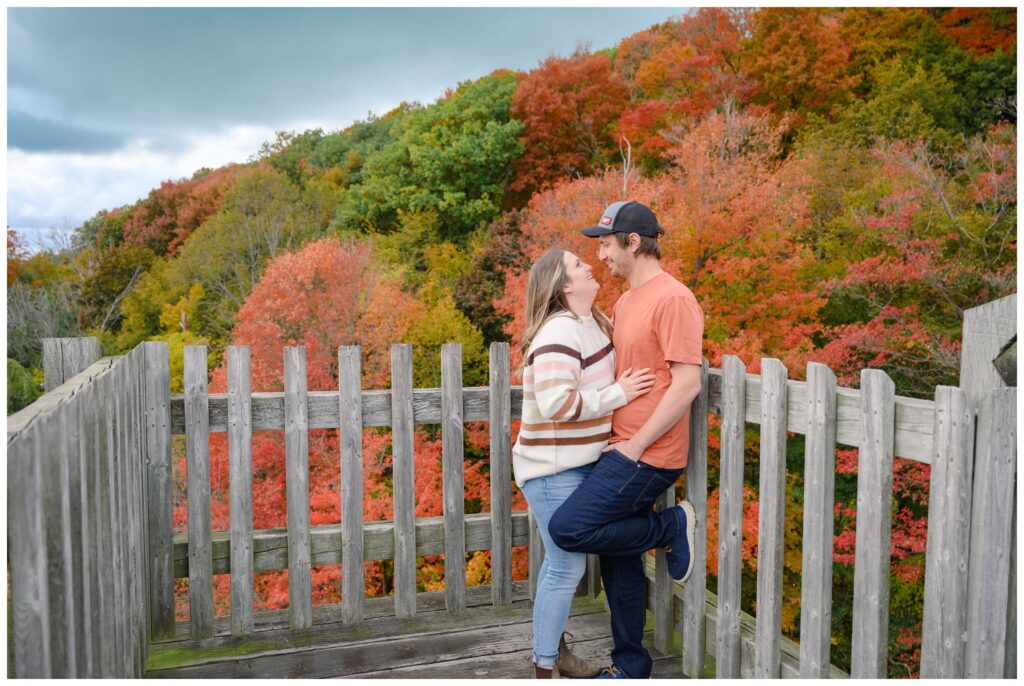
938, 8, 1016, 55
123, 166, 239, 257
509, 52, 629, 201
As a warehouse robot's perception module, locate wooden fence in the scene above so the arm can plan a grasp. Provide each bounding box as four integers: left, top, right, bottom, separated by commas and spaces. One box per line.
8, 299, 1016, 678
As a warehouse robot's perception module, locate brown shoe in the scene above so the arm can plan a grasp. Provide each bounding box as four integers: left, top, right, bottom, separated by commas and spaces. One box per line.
556, 634, 601, 678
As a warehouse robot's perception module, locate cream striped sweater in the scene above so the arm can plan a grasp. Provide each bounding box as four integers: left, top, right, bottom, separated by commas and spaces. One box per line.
512, 312, 627, 487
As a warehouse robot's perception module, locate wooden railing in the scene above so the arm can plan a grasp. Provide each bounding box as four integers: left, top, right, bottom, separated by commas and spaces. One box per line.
8, 296, 1016, 678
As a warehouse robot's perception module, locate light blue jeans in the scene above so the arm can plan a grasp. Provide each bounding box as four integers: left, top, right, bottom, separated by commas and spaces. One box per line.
520, 463, 594, 668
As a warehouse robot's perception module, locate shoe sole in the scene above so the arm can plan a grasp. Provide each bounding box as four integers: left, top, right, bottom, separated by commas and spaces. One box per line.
678, 500, 697, 584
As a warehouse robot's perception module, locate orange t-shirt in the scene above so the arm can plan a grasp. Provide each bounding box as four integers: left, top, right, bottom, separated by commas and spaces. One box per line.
609, 271, 704, 469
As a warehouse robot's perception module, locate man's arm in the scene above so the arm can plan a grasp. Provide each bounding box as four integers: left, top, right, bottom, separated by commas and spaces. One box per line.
606, 361, 702, 461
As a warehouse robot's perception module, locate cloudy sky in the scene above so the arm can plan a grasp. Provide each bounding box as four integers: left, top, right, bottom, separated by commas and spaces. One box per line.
7, 7, 685, 249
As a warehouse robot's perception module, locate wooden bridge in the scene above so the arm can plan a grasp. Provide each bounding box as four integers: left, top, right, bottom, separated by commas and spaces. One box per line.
7, 296, 1016, 679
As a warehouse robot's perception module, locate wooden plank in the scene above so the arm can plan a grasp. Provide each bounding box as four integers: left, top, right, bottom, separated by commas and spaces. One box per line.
705, 370, 936, 464
754, 358, 787, 678
799, 362, 836, 678
97, 372, 118, 676
184, 346, 214, 639
64, 396, 90, 676
528, 511, 544, 602
653, 487, 674, 654
113, 359, 131, 676
168, 386, 526, 434
339, 346, 365, 624
851, 369, 895, 677
965, 388, 1016, 677
126, 350, 146, 675
441, 343, 467, 612
80, 376, 102, 675
391, 345, 417, 618
1006, 495, 1017, 679
284, 346, 313, 630
8, 426, 52, 677
41, 405, 74, 677
146, 597, 613, 679
488, 342, 513, 608
172, 511, 533, 577
71, 387, 96, 677
144, 342, 176, 642
227, 346, 255, 635
716, 355, 745, 678
682, 358, 709, 678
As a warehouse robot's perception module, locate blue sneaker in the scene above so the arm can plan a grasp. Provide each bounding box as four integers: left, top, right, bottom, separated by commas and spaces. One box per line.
596, 666, 628, 679
666, 500, 696, 582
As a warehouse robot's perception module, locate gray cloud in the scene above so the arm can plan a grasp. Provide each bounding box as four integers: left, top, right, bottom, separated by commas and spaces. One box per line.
8, 8, 684, 149
8, 109, 127, 153
7, 7, 686, 244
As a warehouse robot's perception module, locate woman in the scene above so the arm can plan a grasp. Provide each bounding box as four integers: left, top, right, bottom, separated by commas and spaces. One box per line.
513, 248, 656, 679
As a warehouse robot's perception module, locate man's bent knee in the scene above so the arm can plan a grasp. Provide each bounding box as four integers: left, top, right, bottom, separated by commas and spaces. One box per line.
548, 507, 587, 552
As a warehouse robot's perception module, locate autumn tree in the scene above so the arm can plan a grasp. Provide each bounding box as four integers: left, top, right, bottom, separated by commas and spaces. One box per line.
508, 51, 629, 203
122, 165, 239, 257
745, 8, 860, 123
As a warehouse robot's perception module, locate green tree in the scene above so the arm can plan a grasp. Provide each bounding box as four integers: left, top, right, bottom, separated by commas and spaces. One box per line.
7, 358, 42, 414
338, 72, 525, 241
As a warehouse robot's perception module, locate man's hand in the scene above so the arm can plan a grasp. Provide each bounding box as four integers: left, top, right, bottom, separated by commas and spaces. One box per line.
603, 439, 642, 461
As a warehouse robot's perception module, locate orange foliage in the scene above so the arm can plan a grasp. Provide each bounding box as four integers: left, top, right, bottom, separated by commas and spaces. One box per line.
746, 8, 860, 121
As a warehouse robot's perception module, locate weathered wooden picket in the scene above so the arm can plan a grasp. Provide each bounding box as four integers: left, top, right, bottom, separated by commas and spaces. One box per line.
7, 295, 1016, 678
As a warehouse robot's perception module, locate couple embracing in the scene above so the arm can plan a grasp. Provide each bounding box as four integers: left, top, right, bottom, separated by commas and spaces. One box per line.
512, 201, 704, 679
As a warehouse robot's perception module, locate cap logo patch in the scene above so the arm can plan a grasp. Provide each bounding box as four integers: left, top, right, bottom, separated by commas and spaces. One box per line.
600, 216, 612, 225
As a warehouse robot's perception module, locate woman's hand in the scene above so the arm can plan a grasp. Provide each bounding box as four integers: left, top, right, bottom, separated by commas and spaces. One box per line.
616, 367, 657, 403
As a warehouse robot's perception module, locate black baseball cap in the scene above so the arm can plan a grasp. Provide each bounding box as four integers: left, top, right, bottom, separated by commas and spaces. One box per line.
581, 201, 663, 238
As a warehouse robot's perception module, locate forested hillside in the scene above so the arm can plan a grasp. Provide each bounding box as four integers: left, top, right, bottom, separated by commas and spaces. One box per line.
7, 8, 1015, 677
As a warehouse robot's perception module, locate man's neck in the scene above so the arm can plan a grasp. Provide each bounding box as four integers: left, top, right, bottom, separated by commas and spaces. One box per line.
627, 257, 664, 289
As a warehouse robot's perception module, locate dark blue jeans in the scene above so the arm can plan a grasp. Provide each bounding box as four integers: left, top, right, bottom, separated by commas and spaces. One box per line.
548, 449, 683, 678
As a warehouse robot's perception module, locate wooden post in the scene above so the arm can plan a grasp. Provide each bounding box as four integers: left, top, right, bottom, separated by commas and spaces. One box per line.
755, 358, 788, 679
8, 424, 52, 677
339, 346, 365, 624
959, 294, 1016, 677
799, 362, 836, 678
921, 386, 974, 678
851, 369, 895, 678
183, 346, 214, 639
965, 388, 1016, 677
441, 343, 467, 612
143, 342, 175, 642
42, 337, 102, 392
488, 342, 513, 607
391, 345, 417, 618
682, 358, 709, 678
716, 355, 746, 678
284, 346, 313, 630
227, 346, 255, 635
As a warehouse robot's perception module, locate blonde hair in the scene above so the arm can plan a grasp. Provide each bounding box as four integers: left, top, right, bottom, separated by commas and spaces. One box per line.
520, 248, 613, 370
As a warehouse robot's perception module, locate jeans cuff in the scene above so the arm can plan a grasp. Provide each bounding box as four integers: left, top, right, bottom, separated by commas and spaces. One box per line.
534, 652, 558, 668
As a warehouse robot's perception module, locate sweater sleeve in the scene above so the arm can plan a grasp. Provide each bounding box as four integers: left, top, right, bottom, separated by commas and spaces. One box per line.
528, 320, 627, 422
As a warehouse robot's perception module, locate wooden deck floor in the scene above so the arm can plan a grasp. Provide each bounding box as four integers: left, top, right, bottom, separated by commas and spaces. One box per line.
145, 583, 688, 678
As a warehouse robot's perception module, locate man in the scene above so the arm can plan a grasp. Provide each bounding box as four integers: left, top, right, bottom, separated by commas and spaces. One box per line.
548, 201, 703, 679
